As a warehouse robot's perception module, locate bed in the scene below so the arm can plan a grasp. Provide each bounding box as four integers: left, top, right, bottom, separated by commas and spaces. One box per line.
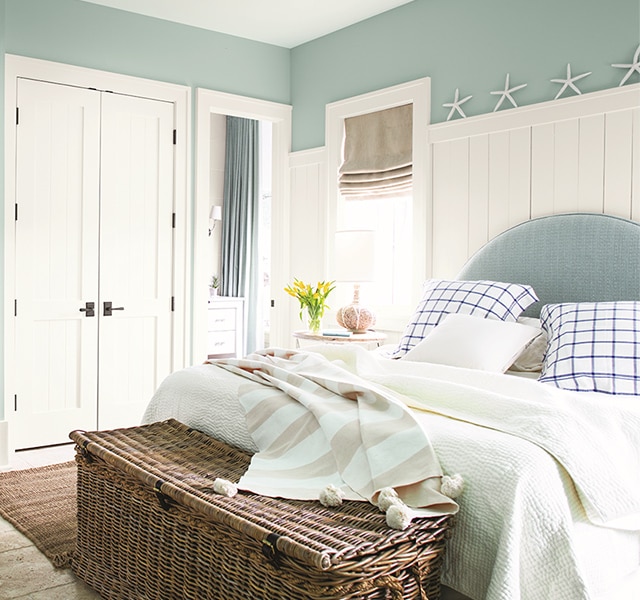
143, 212, 640, 600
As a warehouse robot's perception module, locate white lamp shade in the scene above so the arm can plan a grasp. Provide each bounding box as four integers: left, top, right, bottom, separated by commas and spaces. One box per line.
209, 205, 222, 221
334, 230, 375, 282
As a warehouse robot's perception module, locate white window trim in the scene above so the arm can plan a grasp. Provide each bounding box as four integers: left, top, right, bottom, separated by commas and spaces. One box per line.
325, 78, 431, 331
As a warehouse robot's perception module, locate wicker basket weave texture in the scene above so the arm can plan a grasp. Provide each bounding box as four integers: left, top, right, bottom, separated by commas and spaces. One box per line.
71, 419, 451, 600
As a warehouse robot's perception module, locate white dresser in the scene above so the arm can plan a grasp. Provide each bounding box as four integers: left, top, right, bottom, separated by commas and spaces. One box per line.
207, 297, 245, 359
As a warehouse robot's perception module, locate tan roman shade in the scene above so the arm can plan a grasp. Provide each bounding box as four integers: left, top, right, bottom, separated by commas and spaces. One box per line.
338, 103, 412, 199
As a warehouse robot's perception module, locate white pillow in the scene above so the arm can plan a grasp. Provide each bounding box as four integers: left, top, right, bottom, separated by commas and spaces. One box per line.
391, 279, 538, 358
400, 313, 541, 373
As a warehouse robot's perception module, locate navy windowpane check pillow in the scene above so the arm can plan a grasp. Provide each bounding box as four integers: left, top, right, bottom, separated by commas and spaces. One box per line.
391, 279, 538, 358
539, 302, 640, 396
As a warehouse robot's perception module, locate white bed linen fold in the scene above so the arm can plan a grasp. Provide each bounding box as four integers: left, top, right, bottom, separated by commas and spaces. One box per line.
142, 345, 640, 600
318, 345, 640, 530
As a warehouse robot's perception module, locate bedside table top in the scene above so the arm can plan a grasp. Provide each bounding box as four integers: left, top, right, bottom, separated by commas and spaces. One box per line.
293, 330, 387, 343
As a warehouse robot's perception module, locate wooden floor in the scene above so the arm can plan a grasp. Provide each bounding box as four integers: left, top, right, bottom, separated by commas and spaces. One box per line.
0, 444, 102, 600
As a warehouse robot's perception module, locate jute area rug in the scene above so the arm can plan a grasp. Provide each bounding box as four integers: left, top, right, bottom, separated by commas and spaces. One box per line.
0, 460, 76, 568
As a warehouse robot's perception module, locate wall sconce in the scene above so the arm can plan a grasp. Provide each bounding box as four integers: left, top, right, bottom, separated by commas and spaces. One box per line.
334, 230, 376, 333
208, 205, 222, 236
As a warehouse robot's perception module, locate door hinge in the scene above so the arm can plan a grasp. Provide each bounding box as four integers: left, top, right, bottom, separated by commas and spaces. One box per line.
16, 107, 19, 125
171, 296, 175, 312
172, 212, 176, 228
173, 129, 177, 145
271, 299, 275, 308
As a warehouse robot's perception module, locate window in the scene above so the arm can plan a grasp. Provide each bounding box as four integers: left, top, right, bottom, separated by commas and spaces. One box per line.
342, 194, 413, 307
326, 79, 431, 330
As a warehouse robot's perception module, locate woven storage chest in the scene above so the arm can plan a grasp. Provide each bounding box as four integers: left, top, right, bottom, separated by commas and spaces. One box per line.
70, 419, 451, 600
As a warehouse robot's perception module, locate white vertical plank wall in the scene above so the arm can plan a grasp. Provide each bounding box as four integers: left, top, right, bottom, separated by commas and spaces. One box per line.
428, 84, 640, 279
633, 108, 640, 223
288, 148, 327, 335
578, 114, 606, 214
604, 109, 635, 218
530, 123, 555, 218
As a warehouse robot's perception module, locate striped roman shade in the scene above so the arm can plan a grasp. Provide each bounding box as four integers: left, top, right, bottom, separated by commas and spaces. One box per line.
338, 103, 412, 199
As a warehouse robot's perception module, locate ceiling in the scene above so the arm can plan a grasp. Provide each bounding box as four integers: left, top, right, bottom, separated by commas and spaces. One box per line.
80, 0, 414, 48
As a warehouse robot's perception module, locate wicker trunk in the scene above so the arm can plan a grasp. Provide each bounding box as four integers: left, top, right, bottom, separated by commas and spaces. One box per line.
70, 419, 451, 600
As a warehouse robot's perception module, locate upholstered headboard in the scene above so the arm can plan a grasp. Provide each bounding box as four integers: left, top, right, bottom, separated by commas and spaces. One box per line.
457, 213, 640, 318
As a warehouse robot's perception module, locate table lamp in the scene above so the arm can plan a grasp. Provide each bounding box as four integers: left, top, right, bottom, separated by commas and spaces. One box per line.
334, 230, 376, 333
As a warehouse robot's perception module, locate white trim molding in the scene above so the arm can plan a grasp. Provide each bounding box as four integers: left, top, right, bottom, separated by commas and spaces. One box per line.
429, 83, 640, 143
194, 88, 292, 359
325, 78, 431, 329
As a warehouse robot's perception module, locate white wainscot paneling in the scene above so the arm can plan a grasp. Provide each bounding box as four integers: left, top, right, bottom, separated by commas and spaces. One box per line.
467, 135, 490, 257
488, 126, 531, 239
633, 107, 640, 223
577, 114, 605, 213
289, 148, 326, 280
428, 84, 640, 278
432, 138, 469, 278
604, 108, 635, 218
288, 148, 327, 337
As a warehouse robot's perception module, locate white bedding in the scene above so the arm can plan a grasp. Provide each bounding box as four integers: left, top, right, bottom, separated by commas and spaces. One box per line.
143, 345, 640, 600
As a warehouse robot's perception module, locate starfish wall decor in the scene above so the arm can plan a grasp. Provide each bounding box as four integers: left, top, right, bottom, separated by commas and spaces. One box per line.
441, 47, 638, 120
550, 63, 592, 99
490, 73, 527, 112
612, 44, 640, 86
442, 88, 473, 121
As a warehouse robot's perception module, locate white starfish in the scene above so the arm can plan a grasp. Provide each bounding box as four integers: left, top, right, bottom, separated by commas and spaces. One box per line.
551, 63, 592, 99
612, 44, 640, 86
442, 88, 473, 121
491, 73, 527, 111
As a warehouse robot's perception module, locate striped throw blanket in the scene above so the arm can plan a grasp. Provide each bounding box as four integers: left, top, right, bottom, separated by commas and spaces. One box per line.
212, 348, 458, 518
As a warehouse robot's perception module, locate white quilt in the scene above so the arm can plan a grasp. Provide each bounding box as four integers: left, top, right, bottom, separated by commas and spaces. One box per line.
143, 345, 640, 600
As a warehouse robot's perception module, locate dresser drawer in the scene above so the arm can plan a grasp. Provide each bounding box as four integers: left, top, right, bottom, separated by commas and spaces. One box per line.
207, 298, 244, 359
207, 330, 237, 357
207, 308, 237, 331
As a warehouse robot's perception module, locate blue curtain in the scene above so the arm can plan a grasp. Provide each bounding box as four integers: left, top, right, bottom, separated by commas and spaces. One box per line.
221, 116, 260, 354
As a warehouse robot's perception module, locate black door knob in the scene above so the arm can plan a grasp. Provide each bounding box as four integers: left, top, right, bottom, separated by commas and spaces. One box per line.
79, 302, 95, 317
103, 301, 125, 317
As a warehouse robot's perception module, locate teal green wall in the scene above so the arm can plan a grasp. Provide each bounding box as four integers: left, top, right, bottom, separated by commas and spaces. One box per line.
291, 0, 640, 150
4, 0, 290, 98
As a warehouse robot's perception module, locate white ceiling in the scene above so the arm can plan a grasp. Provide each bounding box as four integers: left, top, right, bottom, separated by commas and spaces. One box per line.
80, 0, 414, 48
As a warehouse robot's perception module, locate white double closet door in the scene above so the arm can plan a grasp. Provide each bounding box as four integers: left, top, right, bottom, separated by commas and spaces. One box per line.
13, 78, 174, 449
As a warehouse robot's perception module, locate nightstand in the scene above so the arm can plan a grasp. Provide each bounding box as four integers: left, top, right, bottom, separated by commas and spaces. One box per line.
207, 297, 245, 358
293, 330, 386, 348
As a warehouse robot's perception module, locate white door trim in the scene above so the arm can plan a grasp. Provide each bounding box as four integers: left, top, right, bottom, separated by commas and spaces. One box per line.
194, 88, 292, 360
3, 54, 191, 459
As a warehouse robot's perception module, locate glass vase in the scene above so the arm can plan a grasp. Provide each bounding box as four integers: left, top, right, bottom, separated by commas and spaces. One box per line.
306, 311, 322, 335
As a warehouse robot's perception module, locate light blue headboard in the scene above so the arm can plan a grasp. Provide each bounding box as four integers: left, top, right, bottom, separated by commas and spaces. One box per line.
457, 213, 640, 317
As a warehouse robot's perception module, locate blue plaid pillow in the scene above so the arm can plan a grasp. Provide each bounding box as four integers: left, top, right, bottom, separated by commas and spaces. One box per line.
539, 302, 640, 395
391, 279, 538, 358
